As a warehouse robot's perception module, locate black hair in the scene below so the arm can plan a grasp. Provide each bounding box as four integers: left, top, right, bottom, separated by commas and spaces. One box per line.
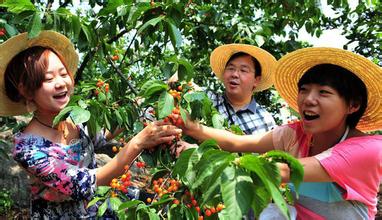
226, 52, 262, 77
298, 64, 368, 129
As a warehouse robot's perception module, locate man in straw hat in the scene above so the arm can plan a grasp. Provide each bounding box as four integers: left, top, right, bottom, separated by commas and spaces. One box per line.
180, 47, 382, 219
207, 43, 276, 135
0, 31, 181, 218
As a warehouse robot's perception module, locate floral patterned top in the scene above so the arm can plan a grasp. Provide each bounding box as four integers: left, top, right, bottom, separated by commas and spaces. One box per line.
12, 126, 107, 219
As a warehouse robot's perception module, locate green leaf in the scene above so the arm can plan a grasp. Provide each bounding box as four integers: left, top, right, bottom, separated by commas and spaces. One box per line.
28, 12, 42, 38
87, 196, 102, 208
0, 0, 36, 14
192, 150, 234, 190
240, 155, 290, 219
212, 113, 224, 129
98, 92, 107, 102
137, 15, 165, 34
97, 200, 108, 217
69, 106, 91, 125
96, 186, 111, 196
4, 23, 18, 36
115, 109, 123, 125
183, 91, 206, 103
165, 19, 182, 49
139, 80, 168, 98
219, 166, 255, 219
157, 91, 174, 119
109, 197, 122, 212
264, 150, 304, 191
53, 106, 74, 126
119, 200, 143, 210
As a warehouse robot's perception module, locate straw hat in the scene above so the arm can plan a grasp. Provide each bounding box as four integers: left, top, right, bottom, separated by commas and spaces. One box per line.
274, 47, 382, 132
0, 30, 78, 116
210, 44, 276, 92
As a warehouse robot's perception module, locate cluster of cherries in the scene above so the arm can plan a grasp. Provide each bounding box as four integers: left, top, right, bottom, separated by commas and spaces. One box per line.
145, 177, 182, 204
182, 190, 225, 219
94, 79, 110, 95
109, 166, 132, 197
163, 107, 184, 127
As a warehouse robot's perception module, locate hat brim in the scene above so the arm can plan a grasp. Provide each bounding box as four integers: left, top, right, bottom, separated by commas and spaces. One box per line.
274, 47, 382, 132
210, 44, 276, 92
0, 30, 78, 116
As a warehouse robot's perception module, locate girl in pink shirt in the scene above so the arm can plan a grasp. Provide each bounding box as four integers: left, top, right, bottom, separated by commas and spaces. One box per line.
182, 47, 382, 219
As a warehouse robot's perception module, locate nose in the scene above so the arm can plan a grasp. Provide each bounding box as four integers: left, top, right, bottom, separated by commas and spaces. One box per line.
54, 76, 66, 88
302, 91, 318, 106
229, 68, 240, 78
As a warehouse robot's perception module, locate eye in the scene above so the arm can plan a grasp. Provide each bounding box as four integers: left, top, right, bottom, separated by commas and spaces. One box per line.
60, 72, 69, 77
225, 66, 236, 73
240, 69, 250, 74
298, 85, 307, 92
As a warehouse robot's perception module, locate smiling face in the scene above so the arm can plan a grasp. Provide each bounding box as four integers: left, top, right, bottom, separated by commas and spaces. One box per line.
32, 50, 73, 114
222, 54, 260, 102
296, 64, 366, 135
298, 83, 351, 134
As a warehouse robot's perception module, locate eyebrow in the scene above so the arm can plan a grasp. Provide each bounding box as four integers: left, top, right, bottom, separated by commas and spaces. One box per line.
45, 67, 67, 74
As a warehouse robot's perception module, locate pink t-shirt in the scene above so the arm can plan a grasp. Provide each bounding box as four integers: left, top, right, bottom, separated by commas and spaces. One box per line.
273, 121, 382, 219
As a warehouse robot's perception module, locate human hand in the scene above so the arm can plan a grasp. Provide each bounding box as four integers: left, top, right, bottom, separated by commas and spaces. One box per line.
276, 162, 290, 183
131, 120, 182, 151
170, 140, 198, 157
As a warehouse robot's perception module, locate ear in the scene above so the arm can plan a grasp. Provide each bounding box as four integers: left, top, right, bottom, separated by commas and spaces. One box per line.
17, 83, 33, 100
348, 102, 360, 114
252, 76, 261, 91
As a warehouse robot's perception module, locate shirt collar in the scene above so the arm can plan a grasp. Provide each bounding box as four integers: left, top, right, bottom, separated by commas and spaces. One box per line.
223, 94, 257, 113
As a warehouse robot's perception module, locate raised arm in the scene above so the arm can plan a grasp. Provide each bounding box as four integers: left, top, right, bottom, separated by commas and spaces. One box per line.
183, 120, 275, 153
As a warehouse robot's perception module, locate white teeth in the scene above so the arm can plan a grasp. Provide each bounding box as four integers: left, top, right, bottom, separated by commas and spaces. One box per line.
304, 112, 317, 116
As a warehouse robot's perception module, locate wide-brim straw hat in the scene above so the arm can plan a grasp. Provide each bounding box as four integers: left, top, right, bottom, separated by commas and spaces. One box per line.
210, 44, 276, 92
0, 30, 78, 116
274, 47, 382, 132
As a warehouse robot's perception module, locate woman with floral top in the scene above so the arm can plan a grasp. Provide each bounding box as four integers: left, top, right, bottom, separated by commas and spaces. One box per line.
0, 31, 181, 219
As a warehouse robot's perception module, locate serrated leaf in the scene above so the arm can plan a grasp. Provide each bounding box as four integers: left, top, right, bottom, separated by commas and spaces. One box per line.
157, 91, 174, 119
264, 150, 304, 191
240, 155, 290, 219
192, 150, 234, 190
220, 166, 255, 219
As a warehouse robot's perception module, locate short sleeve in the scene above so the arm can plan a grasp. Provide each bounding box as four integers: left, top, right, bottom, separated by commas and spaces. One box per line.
13, 134, 97, 202
314, 136, 382, 218
272, 123, 301, 157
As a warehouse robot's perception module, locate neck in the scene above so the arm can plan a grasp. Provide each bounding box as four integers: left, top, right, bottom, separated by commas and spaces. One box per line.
34, 111, 57, 128
311, 125, 349, 150
225, 93, 252, 111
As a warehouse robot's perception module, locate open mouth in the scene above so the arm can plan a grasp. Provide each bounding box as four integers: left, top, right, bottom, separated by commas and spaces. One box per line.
229, 80, 239, 86
53, 91, 68, 99
303, 111, 320, 121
